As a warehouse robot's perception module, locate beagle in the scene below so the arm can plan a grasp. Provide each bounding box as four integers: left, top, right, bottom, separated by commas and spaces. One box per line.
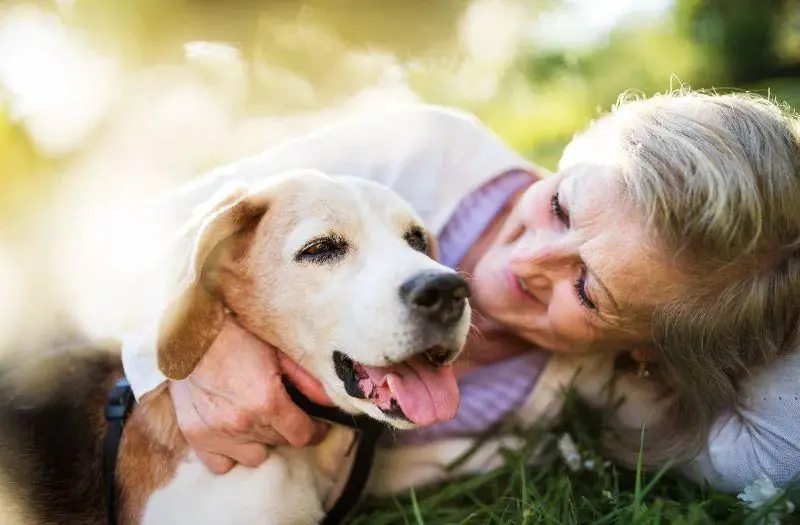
0, 170, 472, 524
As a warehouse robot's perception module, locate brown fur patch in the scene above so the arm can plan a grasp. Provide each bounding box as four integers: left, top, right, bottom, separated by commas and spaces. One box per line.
117, 385, 187, 523
157, 193, 269, 380
157, 285, 226, 380
0, 342, 188, 525
0, 341, 123, 525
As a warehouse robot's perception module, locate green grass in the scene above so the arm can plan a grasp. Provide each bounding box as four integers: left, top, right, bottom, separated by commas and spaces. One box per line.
351, 397, 800, 525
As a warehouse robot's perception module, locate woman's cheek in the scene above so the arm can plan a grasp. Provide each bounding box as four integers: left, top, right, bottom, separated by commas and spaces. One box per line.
516, 181, 554, 227
499, 215, 525, 246
549, 295, 593, 346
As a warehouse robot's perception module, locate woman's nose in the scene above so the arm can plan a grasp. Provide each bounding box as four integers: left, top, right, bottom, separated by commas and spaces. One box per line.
509, 229, 577, 273
511, 228, 576, 265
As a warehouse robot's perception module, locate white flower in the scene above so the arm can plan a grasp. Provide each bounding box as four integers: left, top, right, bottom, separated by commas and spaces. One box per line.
557, 433, 582, 472
738, 474, 787, 509
738, 474, 795, 525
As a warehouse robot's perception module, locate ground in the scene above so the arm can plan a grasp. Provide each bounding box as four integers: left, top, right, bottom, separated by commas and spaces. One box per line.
351, 397, 800, 524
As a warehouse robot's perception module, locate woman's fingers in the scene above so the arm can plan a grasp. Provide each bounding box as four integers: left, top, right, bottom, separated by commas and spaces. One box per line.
217, 442, 271, 469
173, 379, 278, 470
195, 450, 236, 475
260, 376, 330, 447
170, 317, 333, 475
195, 442, 270, 472
277, 352, 335, 407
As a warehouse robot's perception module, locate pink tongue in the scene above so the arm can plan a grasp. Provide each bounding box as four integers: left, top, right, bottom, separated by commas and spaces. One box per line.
360, 355, 460, 426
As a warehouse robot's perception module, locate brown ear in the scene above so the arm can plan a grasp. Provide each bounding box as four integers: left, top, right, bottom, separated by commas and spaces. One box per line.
157, 184, 268, 380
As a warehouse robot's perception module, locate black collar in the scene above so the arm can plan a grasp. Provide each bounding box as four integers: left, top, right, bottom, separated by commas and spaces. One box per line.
103, 378, 136, 525
283, 381, 384, 525
103, 378, 383, 525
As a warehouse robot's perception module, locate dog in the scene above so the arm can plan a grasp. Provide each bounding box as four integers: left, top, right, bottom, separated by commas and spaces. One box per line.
0, 169, 472, 524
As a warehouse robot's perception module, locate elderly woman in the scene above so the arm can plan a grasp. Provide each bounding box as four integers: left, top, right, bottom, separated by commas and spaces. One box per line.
124, 90, 800, 493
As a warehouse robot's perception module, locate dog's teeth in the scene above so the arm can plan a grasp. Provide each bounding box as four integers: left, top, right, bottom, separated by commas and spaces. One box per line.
425, 348, 449, 366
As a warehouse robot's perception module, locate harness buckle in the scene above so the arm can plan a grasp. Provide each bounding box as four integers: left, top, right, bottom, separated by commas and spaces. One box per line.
105, 378, 135, 423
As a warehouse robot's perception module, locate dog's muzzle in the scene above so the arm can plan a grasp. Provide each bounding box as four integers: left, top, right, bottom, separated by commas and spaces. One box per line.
400, 270, 470, 327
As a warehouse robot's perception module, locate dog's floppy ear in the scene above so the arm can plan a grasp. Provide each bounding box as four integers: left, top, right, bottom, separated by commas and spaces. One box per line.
157, 183, 269, 380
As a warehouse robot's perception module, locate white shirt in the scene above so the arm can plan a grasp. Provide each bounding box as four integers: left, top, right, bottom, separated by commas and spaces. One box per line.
122, 104, 533, 397
121, 104, 800, 493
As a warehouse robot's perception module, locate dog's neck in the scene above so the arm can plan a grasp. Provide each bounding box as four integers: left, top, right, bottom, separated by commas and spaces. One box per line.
282, 379, 376, 429
112, 380, 383, 525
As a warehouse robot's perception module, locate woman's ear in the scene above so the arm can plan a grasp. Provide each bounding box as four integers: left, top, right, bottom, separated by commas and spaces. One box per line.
157, 184, 269, 380
631, 347, 661, 363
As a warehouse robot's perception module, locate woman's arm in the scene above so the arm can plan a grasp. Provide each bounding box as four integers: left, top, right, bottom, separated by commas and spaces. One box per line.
122, 104, 488, 399
121, 103, 532, 473
680, 351, 800, 492
140, 103, 494, 238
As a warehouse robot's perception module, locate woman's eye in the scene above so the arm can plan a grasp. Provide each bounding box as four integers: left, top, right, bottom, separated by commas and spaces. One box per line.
574, 266, 596, 310
550, 192, 569, 226
296, 236, 348, 264
404, 227, 428, 253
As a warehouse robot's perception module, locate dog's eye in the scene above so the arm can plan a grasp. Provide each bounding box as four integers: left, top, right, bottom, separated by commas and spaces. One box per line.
404, 227, 428, 253
296, 235, 348, 264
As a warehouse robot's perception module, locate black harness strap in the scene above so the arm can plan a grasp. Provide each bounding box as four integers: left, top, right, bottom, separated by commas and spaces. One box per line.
103, 378, 136, 525
103, 378, 383, 525
283, 382, 384, 525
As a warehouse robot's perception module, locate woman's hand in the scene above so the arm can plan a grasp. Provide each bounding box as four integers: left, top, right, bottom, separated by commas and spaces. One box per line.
170, 317, 333, 474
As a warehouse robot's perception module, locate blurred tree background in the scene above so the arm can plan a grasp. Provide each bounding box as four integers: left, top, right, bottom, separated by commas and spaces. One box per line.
0, 0, 798, 345
1, 0, 798, 227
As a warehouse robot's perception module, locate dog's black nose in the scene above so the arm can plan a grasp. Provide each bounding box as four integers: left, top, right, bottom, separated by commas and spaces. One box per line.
400, 271, 470, 326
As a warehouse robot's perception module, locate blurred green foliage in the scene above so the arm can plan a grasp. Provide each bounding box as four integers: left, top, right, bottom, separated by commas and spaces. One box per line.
675, 0, 798, 84
0, 0, 798, 226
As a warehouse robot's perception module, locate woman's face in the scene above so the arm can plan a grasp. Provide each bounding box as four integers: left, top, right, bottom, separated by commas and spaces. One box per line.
472, 166, 678, 355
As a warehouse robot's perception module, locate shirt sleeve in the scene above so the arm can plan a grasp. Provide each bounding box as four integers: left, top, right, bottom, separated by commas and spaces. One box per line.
680, 351, 800, 492
120, 104, 511, 399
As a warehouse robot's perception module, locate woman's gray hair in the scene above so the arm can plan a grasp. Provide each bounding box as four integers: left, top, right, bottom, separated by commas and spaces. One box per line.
560, 89, 800, 467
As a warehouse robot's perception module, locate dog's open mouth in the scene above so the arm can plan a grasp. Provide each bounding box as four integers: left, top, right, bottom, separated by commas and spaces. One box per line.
333, 349, 460, 426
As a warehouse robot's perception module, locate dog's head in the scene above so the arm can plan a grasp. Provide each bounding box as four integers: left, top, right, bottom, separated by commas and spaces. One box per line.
156, 170, 471, 428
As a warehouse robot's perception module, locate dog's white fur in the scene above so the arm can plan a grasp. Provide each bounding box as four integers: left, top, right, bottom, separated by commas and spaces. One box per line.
143, 426, 359, 524
135, 169, 472, 524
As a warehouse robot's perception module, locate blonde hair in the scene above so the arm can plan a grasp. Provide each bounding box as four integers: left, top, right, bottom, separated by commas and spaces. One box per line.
561, 90, 800, 467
